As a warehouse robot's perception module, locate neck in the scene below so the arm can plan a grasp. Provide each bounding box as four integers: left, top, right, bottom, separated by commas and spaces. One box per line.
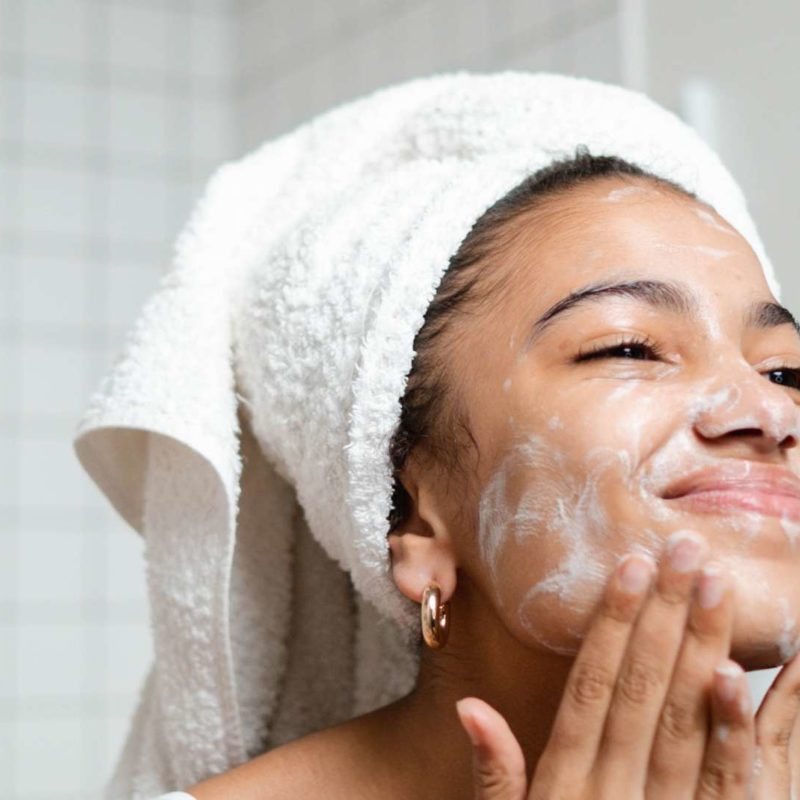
365, 572, 575, 798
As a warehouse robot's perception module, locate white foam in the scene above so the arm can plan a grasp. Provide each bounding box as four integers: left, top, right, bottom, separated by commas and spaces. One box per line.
777, 596, 800, 662
603, 185, 660, 203
780, 512, 800, 552
547, 414, 563, 430
651, 241, 735, 262
693, 206, 739, 237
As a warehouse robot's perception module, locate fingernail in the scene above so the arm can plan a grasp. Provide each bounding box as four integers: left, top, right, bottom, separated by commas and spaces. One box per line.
618, 554, 655, 594
697, 565, 725, 608
666, 530, 706, 572
739, 685, 751, 716
715, 661, 743, 703
455, 700, 480, 747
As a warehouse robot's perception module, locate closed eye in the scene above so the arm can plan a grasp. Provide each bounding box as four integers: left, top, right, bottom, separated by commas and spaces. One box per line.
574, 335, 664, 363
575, 338, 800, 393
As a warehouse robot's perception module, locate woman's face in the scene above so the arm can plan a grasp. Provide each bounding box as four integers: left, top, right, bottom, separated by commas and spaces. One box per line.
449, 176, 800, 669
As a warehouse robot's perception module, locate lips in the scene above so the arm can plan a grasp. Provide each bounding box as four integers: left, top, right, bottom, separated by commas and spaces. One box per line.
661, 462, 800, 522
662, 463, 800, 500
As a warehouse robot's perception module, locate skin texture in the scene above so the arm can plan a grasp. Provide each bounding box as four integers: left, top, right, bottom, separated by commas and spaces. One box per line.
189, 175, 800, 799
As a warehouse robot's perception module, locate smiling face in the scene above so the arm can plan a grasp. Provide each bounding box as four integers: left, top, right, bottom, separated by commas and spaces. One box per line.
441, 176, 800, 670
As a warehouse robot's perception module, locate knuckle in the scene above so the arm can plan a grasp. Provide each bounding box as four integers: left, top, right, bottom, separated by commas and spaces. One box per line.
617, 657, 664, 706
568, 662, 615, 708
698, 762, 726, 796
658, 693, 702, 742
685, 609, 724, 642
657, 583, 692, 607
602, 588, 640, 624
698, 758, 749, 796
760, 725, 793, 755
473, 762, 516, 796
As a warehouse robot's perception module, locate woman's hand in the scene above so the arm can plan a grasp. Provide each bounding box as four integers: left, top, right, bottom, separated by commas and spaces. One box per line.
455, 529, 800, 799
751, 645, 800, 797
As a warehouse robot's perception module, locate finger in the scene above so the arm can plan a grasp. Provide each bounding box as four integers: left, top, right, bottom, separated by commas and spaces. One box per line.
696, 660, 755, 799
791, 711, 800, 800
595, 529, 710, 788
538, 551, 656, 781
456, 697, 527, 800
646, 562, 734, 797
753, 649, 800, 797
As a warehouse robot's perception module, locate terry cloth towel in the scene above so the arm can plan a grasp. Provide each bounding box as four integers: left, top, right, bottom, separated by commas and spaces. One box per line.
71, 69, 780, 798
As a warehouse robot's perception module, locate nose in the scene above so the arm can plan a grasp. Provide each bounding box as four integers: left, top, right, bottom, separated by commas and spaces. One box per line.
691, 364, 800, 451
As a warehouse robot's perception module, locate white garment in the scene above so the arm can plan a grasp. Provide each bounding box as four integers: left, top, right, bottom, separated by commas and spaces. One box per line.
71, 70, 778, 798
153, 794, 196, 800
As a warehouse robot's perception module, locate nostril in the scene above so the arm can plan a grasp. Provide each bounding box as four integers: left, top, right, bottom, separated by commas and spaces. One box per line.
714, 429, 798, 448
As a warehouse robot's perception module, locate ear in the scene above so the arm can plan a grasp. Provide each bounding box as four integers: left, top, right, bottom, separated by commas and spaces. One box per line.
387, 464, 458, 604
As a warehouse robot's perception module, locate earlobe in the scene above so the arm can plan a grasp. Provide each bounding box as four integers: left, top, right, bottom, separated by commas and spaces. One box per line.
387, 530, 457, 603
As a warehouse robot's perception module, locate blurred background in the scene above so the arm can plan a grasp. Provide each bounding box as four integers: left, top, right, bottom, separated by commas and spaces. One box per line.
1, 0, 797, 797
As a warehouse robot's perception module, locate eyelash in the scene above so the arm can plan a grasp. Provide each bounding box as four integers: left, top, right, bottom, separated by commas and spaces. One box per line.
574, 334, 800, 390
574, 334, 665, 363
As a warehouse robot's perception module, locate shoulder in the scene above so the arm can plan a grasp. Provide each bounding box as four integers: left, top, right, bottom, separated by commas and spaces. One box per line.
188, 716, 386, 800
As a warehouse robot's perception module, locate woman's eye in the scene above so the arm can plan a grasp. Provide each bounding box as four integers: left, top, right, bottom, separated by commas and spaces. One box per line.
575, 344, 800, 388
576, 340, 660, 362
766, 367, 800, 390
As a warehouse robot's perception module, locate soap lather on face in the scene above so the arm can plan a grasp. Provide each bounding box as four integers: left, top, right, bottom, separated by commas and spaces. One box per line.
457, 176, 800, 669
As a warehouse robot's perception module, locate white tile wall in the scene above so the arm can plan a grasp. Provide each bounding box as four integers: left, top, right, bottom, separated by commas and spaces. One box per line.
4, 0, 630, 797
0, 437, 17, 508
16, 528, 85, 604
106, 4, 176, 74
20, 343, 90, 418
2, 0, 237, 796
22, 78, 92, 150
20, 165, 90, 238
238, 0, 622, 150
17, 717, 86, 795
19, 0, 91, 64
107, 88, 172, 157
18, 253, 89, 327
0, 340, 15, 417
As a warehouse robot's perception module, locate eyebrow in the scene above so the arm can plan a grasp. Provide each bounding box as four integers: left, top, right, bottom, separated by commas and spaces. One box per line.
522, 278, 800, 351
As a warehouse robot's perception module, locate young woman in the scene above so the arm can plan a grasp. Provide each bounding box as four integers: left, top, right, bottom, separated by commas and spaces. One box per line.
181, 150, 800, 798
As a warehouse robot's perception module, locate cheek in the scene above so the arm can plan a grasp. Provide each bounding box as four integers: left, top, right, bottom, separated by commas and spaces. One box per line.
477, 377, 800, 663
476, 395, 666, 656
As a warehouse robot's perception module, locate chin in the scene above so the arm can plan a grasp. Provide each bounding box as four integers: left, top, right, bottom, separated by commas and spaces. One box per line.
731, 638, 797, 671
676, 512, 800, 669
727, 566, 800, 670
732, 641, 795, 670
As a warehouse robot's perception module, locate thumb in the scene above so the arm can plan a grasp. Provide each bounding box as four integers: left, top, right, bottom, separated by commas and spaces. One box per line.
456, 697, 528, 800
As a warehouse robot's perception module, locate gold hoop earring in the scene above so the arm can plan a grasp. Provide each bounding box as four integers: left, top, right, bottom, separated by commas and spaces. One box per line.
421, 581, 450, 649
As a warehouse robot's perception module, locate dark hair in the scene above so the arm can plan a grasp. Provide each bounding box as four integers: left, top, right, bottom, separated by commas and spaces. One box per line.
386, 145, 697, 531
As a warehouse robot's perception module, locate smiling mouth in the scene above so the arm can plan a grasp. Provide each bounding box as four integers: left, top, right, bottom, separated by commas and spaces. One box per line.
664, 488, 800, 523
660, 463, 800, 524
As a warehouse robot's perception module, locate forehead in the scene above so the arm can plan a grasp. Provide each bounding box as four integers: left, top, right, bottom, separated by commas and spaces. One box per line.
498, 177, 771, 312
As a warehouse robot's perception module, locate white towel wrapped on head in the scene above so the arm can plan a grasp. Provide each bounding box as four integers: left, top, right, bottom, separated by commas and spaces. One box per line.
71, 69, 778, 798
